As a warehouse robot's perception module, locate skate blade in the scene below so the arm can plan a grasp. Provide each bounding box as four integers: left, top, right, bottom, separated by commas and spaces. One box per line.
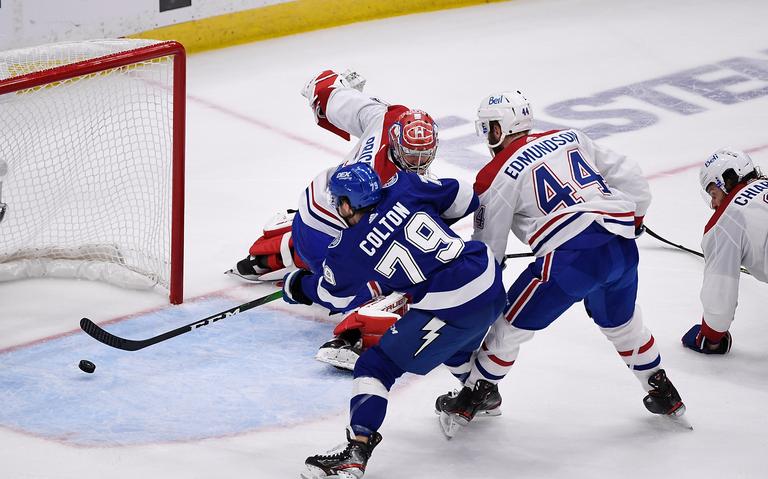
223, 268, 265, 283
434, 407, 501, 418
224, 266, 292, 283
656, 404, 693, 430
299, 467, 318, 479
299, 465, 326, 479
439, 411, 468, 439
315, 351, 358, 371
665, 407, 693, 430
257, 267, 294, 281
300, 467, 359, 479
478, 407, 502, 417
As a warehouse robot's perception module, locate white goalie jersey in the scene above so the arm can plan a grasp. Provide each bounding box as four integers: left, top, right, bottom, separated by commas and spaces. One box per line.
298, 84, 410, 238
472, 129, 651, 261
700, 178, 768, 331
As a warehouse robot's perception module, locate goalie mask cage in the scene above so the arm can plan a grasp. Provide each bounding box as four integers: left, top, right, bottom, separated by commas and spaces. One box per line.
0, 39, 185, 304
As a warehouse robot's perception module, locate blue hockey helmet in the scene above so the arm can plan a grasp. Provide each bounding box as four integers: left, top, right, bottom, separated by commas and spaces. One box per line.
329, 163, 382, 210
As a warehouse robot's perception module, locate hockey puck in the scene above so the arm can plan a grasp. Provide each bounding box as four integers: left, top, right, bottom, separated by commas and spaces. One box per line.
78, 359, 96, 374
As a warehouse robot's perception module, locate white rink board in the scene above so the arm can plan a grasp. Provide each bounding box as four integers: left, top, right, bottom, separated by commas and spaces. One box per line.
0, 0, 288, 50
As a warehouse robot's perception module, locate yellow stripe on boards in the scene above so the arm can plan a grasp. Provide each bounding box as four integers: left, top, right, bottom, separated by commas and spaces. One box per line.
130, 0, 507, 54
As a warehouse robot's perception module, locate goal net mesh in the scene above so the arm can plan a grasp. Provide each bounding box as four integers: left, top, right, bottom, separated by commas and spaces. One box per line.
0, 39, 179, 293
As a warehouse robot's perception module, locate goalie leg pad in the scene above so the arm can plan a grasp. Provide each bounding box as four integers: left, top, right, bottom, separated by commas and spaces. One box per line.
240, 211, 299, 276
264, 210, 295, 235
300, 69, 366, 141
248, 231, 294, 269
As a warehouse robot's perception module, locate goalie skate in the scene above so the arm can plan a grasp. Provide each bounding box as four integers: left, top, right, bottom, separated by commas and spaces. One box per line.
224, 263, 294, 283
315, 337, 362, 371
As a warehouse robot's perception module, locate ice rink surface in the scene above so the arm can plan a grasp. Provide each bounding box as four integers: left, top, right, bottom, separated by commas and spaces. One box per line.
2, 0, 768, 477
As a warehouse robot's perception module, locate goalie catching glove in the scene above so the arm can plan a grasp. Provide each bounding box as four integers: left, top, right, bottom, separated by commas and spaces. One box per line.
301, 69, 366, 141
316, 293, 409, 371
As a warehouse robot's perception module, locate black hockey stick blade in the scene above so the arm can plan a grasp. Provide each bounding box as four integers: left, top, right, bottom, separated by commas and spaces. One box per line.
80, 290, 283, 351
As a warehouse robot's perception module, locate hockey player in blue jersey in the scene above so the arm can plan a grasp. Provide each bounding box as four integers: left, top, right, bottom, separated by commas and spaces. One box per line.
281, 162, 506, 479
435, 90, 688, 436
230, 70, 439, 371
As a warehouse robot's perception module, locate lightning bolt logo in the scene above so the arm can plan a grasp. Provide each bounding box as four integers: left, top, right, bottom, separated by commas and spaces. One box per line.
414, 318, 446, 356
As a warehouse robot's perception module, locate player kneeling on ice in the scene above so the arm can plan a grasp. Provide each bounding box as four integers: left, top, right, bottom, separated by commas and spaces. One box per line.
435, 90, 687, 437
281, 163, 506, 479
229, 69, 439, 370
682, 148, 767, 355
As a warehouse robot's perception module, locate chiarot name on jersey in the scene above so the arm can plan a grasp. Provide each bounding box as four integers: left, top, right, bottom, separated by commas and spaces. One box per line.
359, 202, 411, 256
734, 180, 768, 206
505, 131, 579, 180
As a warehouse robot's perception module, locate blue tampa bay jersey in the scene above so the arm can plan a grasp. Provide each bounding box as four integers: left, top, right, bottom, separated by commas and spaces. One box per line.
296, 171, 503, 322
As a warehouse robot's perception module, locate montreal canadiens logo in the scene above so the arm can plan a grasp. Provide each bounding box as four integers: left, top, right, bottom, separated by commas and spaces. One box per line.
404, 120, 434, 147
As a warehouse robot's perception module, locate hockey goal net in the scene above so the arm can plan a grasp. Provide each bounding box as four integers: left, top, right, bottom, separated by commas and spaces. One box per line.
0, 39, 185, 304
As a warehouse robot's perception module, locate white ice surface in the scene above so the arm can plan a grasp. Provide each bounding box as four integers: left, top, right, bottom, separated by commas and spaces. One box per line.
2, 0, 768, 477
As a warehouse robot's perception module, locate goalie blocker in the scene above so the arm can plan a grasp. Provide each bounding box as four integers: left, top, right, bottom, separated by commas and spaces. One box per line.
316, 293, 409, 371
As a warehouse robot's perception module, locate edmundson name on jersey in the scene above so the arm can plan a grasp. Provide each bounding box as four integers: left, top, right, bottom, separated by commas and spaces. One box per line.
505, 131, 579, 180
359, 201, 411, 256
734, 180, 768, 206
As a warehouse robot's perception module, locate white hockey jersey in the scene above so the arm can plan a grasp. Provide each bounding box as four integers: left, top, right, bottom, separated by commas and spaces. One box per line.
472, 129, 651, 261
297, 87, 409, 238
700, 178, 768, 331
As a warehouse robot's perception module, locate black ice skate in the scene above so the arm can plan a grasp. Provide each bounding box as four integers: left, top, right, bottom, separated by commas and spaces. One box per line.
301, 429, 382, 479
435, 379, 501, 438
224, 255, 269, 282
315, 334, 362, 371
643, 369, 685, 416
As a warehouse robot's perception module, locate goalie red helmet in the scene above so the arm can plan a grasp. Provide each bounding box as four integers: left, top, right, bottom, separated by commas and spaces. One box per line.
388, 109, 438, 174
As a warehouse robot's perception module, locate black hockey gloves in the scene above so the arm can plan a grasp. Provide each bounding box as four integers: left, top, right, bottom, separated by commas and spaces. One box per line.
282, 269, 314, 306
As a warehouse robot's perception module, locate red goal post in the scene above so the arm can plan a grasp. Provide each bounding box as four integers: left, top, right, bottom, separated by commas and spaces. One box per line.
0, 40, 186, 304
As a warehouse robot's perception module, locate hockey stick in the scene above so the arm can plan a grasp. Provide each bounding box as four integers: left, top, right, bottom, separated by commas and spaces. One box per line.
643, 226, 704, 259
505, 252, 535, 259
80, 290, 283, 351
643, 225, 750, 275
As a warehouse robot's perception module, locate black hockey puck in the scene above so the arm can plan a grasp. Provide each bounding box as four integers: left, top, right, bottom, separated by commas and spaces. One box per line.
78, 359, 96, 374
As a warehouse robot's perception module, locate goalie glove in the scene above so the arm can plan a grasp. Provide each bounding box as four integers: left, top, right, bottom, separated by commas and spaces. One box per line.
333, 293, 409, 349
681, 323, 732, 355
301, 69, 366, 141
316, 293, 409, 370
